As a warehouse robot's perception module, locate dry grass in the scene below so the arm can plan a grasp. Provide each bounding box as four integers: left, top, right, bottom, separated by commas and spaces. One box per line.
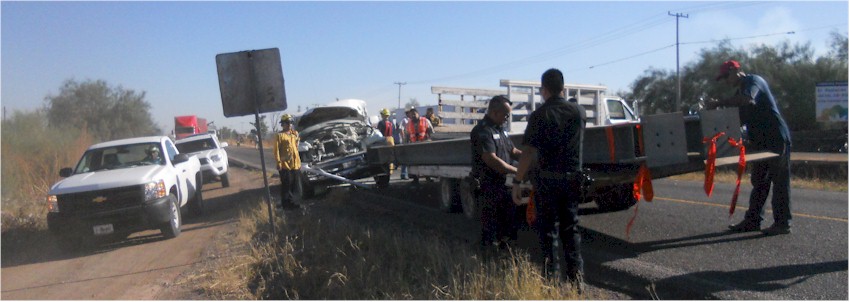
1, 111, 93, 234
194, 191, 586, 300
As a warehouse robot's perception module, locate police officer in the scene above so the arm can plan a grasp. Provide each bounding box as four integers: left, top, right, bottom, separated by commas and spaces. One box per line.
274, 114, 301, 210
513, 68, 586, 293
470, 95, 522, 250
707, 60, 793, 235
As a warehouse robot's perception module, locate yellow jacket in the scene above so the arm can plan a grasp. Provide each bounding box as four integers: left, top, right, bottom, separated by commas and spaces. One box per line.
274, 129, 301, 171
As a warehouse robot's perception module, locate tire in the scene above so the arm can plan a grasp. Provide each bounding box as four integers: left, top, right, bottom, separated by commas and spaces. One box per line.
438, 178, 460, 213
221, 172, 230, 187
459, 177, 479, 220
595, 183, 638, 212
374, 174, 390, 189
301, 173, 315, 199
160, 194, 182, 239
189, 175, 205, 216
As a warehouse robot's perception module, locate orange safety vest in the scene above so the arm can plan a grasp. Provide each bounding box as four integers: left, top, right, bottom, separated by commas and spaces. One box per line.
406, 117, 429, 142
378, 119, 393, 137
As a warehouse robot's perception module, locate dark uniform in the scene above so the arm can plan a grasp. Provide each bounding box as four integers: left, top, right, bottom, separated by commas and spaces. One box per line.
522, 96, 586, 280
737, 74, 792, 229
471, 115, 518, 247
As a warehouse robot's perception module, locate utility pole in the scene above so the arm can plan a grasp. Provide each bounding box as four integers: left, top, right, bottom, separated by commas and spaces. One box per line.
394, 81, 407, 110
669, 11, 688, 113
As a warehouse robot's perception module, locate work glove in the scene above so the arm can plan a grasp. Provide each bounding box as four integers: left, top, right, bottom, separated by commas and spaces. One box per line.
511, 183, 524, 206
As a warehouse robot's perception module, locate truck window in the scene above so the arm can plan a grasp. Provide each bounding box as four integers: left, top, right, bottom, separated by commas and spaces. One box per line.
175, 127, 195, 135
165, 140, 179, 163
607, 99, 635, 121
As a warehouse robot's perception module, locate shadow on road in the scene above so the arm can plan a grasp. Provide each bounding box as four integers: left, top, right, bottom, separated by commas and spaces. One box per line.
653, 260, 848, 299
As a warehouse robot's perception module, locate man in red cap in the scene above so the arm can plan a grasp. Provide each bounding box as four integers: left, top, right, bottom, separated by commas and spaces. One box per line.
707, 60, 793, 235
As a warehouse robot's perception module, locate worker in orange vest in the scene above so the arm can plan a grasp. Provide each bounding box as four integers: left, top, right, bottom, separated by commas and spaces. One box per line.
406, 108, 433, 143
375, 108, 395, 172
405, 108, 433, 184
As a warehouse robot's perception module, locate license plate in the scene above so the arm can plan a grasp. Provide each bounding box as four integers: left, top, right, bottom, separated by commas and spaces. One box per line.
93, 224, 114, 236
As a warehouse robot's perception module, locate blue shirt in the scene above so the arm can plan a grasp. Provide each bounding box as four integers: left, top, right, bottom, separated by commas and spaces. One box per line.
738, 74, 792, 153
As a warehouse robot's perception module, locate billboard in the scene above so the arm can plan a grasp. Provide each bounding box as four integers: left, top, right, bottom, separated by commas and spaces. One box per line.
816, 81, 848, 123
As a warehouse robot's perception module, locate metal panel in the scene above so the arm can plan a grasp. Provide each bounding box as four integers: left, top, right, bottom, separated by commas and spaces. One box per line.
583, 123, 639, 164
393, 137, 472, 165
698, 108, 742, 158
215, 48, 287, 117
641, 112, 689, 168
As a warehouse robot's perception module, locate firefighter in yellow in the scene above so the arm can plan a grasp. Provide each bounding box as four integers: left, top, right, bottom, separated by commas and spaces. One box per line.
274, 114, 301, 210
375, 108, 395, 172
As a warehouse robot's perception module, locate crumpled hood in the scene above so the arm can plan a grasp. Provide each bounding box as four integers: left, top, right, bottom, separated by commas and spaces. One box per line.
49, 165, 166, 195
298, 118, 365, 139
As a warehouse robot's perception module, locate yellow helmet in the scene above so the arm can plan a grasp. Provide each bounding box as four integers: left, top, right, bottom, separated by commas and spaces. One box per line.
280, 114, 293, 123
380, 108, 390, 116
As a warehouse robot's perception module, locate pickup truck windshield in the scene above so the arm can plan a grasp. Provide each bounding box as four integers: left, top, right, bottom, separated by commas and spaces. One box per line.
74, 143, 164, 173
175, 138, 217, 153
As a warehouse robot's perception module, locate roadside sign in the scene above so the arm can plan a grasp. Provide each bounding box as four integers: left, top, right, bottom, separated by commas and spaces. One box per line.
216, 48, 287, 117
816, 81, 848, 123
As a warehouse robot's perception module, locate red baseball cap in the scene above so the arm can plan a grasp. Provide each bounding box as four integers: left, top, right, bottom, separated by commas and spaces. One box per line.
715, 60, 741, 81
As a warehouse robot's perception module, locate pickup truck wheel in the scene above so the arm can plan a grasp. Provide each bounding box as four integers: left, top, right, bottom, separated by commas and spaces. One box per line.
221, 172, 230, 187
160, 195, 182, 239
189, 176, 205, 216
595, 183, 637, 212
439, 178, 460, 213
459, 178, 479, 220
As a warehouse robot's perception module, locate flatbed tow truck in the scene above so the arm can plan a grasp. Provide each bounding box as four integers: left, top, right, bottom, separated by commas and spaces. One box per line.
358, 80, 777, 219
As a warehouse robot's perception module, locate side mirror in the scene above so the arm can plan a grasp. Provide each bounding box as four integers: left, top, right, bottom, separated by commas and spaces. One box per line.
220, 142, 229, 148
173, 154, 190, 164
59, 168, 73, 177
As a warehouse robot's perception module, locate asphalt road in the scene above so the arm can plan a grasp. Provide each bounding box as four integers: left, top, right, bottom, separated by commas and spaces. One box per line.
227, 145, 848, 299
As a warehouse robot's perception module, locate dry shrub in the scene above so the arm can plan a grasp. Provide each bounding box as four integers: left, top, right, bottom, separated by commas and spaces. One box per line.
2, 110, 93, 234
203, 191, 584, 300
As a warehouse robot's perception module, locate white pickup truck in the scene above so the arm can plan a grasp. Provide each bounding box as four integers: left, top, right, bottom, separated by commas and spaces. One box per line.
46, 136, 204, 248
175, 133, 230, 187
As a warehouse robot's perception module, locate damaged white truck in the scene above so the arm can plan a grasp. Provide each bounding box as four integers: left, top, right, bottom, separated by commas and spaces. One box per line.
295, 98, 387, 196
46, 136, 204, 249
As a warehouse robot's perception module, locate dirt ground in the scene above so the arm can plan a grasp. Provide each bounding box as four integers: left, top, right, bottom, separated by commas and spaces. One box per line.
0, 168, 268, 300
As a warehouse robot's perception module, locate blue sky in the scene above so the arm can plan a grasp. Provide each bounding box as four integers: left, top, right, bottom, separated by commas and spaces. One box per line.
2, 1, 847, 133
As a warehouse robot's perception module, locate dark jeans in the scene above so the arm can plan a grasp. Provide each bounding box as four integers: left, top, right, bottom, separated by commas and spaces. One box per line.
744, 145, 792, 226
478, 182, 518, 246
279, 169, 301, 205
533, 176, 583, 280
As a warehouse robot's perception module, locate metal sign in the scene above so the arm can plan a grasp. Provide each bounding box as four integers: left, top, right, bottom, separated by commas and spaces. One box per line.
216, 48, 287, 117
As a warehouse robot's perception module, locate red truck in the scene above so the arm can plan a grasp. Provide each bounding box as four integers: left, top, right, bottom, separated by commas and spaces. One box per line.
174, 115, 209, 139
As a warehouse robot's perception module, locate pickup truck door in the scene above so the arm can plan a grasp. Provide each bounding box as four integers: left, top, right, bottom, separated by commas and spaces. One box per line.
165, 140, 194, 205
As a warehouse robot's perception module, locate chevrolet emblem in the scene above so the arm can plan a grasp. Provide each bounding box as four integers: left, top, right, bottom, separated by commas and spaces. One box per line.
93, 196, 107, 203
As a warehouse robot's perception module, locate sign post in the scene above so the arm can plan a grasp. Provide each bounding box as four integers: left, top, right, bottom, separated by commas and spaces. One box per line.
216, 48, 287, 236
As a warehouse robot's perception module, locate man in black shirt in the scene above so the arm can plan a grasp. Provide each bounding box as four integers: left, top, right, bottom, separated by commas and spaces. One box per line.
470, 95, 522, 250
514, 68, 586, 293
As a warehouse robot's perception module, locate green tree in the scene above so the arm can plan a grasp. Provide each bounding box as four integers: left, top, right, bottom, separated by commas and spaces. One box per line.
43, 79, 160, 141
625, 37, 848, 131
